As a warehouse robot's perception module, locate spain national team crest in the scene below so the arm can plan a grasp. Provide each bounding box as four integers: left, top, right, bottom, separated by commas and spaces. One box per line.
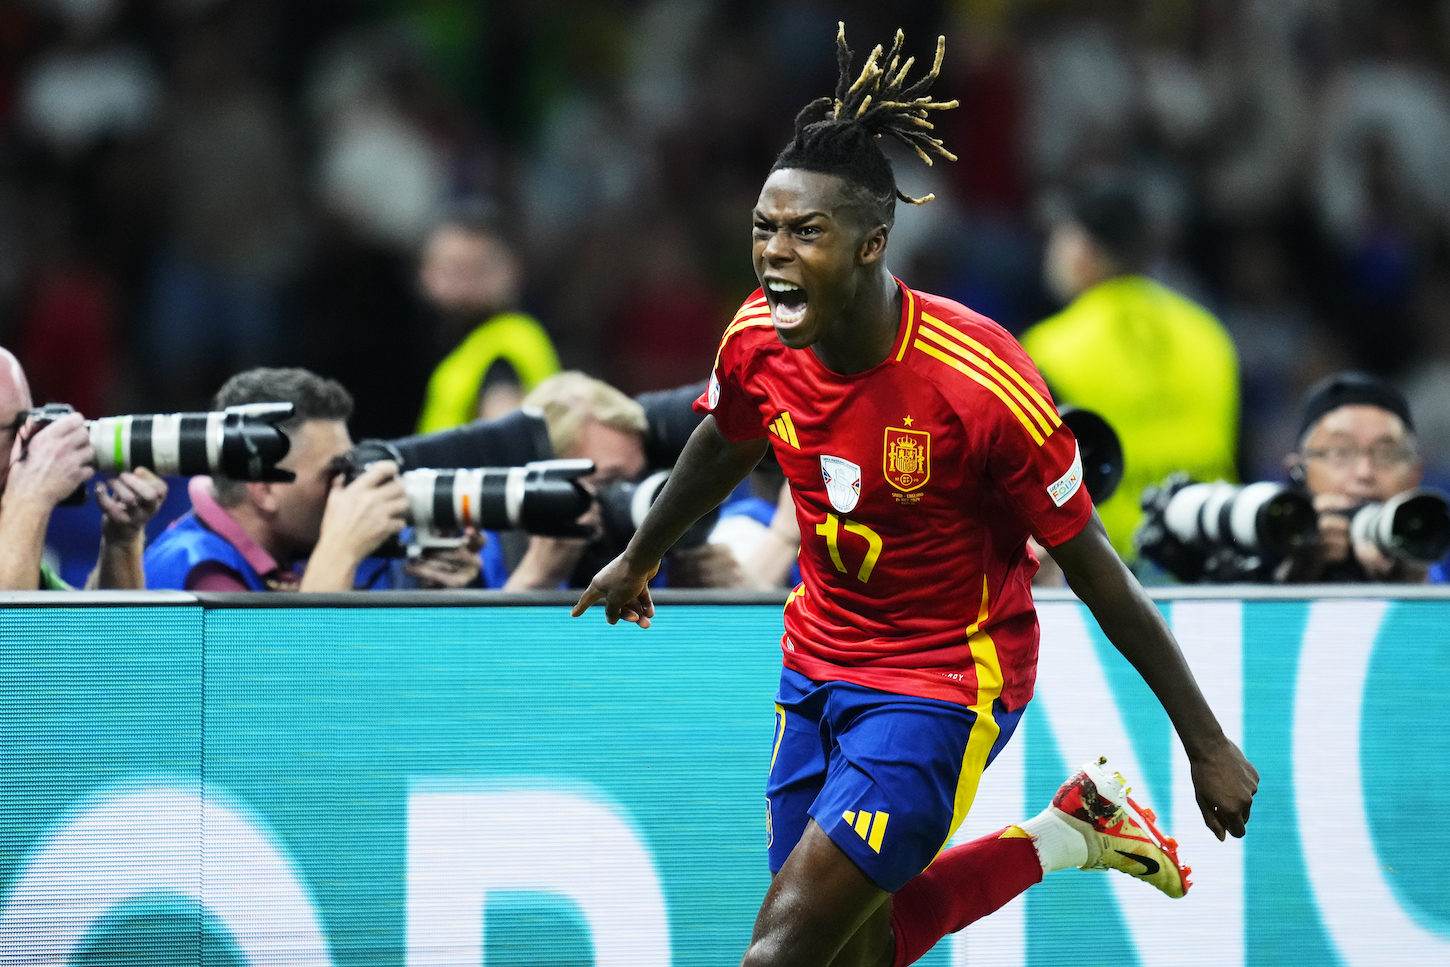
820, 455, 862, 513
884, 426, 931, 492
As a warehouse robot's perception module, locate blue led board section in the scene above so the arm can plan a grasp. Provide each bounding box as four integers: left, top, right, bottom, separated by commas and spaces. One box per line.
1, 597, 1447, 966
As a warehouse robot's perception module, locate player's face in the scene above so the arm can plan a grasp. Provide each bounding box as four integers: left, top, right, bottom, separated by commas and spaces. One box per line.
752, 169, 879, 350
1299, 405, 1422, 504
269, 419, 354, 557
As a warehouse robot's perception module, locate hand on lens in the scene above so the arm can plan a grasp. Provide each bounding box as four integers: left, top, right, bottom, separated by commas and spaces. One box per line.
404, 528, 485, 589
97, 467, 168, 544
320, 461, 408, 560
1311, 493, 1355, 564
571, 552, 659, 627
5, 413, 93, 508
668, 542, 746, 588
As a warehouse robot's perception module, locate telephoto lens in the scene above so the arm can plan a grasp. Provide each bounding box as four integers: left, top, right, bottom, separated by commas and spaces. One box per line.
1137, 474, 1319, 582
594, 471, 719, 550
1161, 480, 1317, 557
1348, 488, 1450, 563
87, 403, 295, 482
401, 459, 597, 539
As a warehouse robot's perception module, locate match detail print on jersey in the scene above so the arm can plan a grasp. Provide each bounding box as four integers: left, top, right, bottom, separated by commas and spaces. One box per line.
820, 455, 861, 513
1047, 442, 1084, 507
884, 424, 931, 492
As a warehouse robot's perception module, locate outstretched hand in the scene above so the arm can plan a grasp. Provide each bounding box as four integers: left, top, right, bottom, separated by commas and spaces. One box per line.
1189, 739, 1259, 841
571, 553, 659, 628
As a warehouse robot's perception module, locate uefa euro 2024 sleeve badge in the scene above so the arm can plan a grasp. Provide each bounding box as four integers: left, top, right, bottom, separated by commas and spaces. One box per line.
884, 424, 931, 492
820, 455, 862, 513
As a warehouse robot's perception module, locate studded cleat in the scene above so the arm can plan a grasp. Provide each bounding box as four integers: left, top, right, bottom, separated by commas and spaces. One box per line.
1051, 756, 1192, 898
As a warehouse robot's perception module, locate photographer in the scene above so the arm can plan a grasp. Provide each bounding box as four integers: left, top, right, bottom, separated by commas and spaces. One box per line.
144, 368, 416, 592
0, 348, 168, 590
499, 371, 744, 590
1278, 372, 1435, 583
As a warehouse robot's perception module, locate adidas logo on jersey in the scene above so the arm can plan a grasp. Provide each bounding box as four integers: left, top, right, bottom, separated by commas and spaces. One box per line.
768, 411, 800, 448
842, 808, 890, 853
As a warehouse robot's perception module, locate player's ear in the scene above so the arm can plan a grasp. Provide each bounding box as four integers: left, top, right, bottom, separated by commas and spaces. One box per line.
858, 223, 889, 265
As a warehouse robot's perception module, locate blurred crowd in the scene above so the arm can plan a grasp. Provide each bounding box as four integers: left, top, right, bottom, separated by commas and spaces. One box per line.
3, 0, 1450, 534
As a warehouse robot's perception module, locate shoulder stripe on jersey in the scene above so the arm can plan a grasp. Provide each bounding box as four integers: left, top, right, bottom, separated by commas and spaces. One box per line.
920, 313, 1062, 431
913, 340, 1046, 445
713, 317, 774, 369
917, 325, 1056, 437
732, 297, 768, 319
894, 286, 918, 362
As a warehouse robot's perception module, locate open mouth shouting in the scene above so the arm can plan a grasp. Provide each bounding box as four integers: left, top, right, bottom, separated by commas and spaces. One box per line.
766, 279, 809, 330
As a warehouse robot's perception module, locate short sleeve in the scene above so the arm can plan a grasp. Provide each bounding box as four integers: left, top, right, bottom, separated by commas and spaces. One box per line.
973, 338, 1095, 546
693, 332, 767, 443
988, 414, 1094, 546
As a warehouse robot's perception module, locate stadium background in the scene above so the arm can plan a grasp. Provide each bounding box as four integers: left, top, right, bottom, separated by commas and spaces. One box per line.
5, 0, 1450, 964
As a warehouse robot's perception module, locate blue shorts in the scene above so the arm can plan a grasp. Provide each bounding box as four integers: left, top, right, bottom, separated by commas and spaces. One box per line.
766, 667, 1024, 892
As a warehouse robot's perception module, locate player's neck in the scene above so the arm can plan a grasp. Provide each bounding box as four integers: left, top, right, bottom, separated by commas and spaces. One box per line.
810, 270, 901, 375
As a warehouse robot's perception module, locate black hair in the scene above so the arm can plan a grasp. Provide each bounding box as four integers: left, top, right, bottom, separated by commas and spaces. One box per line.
211, 368, 353, 505
1296, 371, 1416, 444
432, 197, 506, 245
770, 23, 958, 228
1069, 176, 1149, 270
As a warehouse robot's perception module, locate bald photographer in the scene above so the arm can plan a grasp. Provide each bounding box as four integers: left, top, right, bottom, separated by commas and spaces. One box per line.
0, 347, 168, 590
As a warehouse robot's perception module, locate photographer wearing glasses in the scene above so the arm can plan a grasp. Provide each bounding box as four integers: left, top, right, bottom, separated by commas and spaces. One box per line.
0, 347, 168, 590
1279, 372, 1435, 583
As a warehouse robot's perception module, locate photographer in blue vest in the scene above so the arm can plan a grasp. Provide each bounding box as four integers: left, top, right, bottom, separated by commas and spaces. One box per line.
144, 368, 412, 592
0, 346, 168, 590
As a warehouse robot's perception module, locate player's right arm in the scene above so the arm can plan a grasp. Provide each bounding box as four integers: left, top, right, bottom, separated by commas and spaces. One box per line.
1049, 513, 1259, 840
572, 415, 768, 627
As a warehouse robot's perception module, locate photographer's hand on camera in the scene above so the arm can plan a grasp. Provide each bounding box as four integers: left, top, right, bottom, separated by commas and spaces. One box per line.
299, 461, 407, 592
86, 468, 169, 590
1278, 492, 1430, 583
404, 528, 485, 589
0, 413, 95, 590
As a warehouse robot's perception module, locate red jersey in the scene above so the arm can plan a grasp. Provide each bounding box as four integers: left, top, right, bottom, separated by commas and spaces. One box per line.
695, 282, 1093, 710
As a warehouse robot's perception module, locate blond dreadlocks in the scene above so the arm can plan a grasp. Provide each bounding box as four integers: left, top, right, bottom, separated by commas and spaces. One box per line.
771, 23, 959, 221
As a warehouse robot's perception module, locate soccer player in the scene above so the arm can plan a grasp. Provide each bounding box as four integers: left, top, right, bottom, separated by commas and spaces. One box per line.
574, 25, 1258, 967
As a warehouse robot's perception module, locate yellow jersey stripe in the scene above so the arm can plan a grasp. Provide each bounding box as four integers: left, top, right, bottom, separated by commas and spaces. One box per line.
779, 411, 800, 449
770, 703, 787, 774
921, 313, 1061, 429
895, 287, 918, 362
917, 326, 1055, 438
913, 340, 1046, 445
941, 576, 1004, 851
714, 317, 774, 369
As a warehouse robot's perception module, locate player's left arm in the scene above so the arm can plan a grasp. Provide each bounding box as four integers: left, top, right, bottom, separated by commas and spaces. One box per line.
1047, 513, 1260, 840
